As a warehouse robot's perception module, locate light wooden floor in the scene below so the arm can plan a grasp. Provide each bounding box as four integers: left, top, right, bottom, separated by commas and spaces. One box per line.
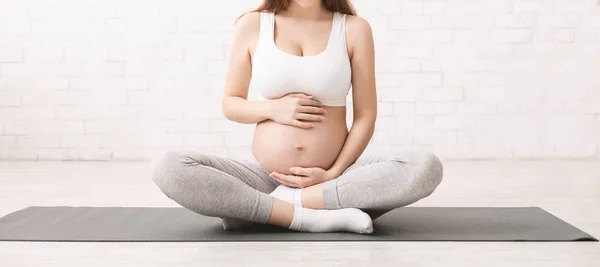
0, 160, 599, 267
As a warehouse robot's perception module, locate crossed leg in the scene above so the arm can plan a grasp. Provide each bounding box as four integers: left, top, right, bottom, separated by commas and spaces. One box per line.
301, 149, 444, 220
150, 149, 374, 233
150, 149, 278, 223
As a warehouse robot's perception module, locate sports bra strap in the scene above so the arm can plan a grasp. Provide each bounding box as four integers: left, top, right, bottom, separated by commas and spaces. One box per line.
330, 12, 347, 45
259, 11, 346, 47
259, 12, 275, 44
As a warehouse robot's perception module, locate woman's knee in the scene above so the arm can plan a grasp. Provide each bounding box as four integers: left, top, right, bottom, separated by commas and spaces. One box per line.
392, 150, 444, 195
150, 148, 211, 195
421, 151, 444, 189
150, 149, 186, 191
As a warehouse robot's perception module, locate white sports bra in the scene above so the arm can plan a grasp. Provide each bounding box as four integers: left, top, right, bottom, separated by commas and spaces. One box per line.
249, 11, 352, 106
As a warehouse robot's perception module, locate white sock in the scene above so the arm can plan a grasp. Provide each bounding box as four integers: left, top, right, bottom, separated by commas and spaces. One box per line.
288, 206, 373, 234
270, 185, 303, 207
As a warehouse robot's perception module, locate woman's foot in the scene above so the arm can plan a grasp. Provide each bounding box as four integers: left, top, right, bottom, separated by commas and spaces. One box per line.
223, 207, 374, 234
289, 207, 373, 234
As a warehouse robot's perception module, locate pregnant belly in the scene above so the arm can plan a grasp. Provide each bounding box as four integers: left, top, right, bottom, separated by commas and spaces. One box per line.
252, 107, 348, 175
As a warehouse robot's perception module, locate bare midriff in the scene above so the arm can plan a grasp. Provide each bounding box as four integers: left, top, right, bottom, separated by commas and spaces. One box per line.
252, 106, 348, 175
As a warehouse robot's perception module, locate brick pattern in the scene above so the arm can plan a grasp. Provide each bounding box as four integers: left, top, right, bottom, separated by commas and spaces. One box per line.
1, 0, 599, 160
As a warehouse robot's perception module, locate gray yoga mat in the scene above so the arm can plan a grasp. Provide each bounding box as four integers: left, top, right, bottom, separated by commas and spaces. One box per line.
0, 206, 596, 242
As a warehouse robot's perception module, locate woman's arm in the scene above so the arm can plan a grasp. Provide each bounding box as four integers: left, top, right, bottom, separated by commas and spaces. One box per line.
328, 16, 377, 177
222, 12, 272, 124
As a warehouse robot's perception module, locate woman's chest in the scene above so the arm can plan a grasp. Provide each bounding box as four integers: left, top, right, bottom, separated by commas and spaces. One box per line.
249, 51, 351, 101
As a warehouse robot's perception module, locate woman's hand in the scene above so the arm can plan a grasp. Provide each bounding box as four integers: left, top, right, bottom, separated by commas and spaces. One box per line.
269, 167, 339, 188
267, 93, 327, 129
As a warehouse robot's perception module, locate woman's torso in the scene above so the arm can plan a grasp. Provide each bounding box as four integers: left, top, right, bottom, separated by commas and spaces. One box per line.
249, 11, 352, 175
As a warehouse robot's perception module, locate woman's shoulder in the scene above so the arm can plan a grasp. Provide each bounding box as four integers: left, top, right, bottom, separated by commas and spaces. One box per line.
343, 14, 372, 35
234, 11, 262, 34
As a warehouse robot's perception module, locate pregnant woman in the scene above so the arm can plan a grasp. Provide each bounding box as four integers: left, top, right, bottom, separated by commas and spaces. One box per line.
151, 0, 444, 234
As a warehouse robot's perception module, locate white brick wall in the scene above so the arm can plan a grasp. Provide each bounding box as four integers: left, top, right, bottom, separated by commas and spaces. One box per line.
1, 0, 600, 161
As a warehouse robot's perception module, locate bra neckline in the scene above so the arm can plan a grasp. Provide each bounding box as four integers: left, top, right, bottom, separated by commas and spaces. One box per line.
270, 12, 337, 59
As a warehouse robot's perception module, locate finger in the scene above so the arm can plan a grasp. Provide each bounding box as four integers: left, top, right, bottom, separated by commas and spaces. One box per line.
298, 98, 323, 107
270, 172, 304, 186
272, 172, 302, 185
295, 113, 324, 122
270, 173, 299, 188
297, 106, 327, 115
272, 176, 298, 188
290, 167, 313, 177
289, 93, 313, 99
290, 120, 315, 129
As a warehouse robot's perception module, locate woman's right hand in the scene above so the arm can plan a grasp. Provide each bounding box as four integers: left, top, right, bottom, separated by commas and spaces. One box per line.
267, 93, 327, 129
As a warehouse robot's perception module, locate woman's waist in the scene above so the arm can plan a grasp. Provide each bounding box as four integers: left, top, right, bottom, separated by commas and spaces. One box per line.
253, 110, 347, 150
254, 121, 347, 144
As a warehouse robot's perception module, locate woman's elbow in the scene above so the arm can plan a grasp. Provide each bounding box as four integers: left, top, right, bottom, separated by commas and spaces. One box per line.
354, 114, 377, 127
221, 96, 236, 120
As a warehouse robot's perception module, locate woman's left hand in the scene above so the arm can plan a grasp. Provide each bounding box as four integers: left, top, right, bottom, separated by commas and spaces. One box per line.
269, 167, 339, 188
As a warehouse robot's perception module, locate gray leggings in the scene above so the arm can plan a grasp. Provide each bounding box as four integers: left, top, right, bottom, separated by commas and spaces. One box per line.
150, 148, 443, 224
